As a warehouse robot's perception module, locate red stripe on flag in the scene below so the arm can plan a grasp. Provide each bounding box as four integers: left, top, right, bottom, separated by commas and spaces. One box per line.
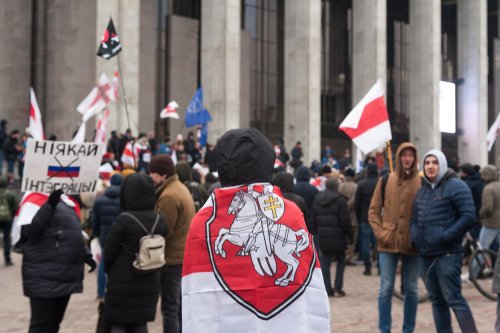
339, 96, 389, 139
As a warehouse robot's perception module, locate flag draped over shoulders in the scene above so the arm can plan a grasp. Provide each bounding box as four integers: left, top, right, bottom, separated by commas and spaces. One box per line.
182, 183, 330, 333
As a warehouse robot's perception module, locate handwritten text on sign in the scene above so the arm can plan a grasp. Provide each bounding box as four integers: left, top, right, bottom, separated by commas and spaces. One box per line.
21, 139, 105, 194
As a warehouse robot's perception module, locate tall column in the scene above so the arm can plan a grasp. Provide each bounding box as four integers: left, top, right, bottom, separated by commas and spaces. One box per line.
43, 0, 97, 140
351, 0, 386, 158
201, 0, 241, 143
0, 1, 32, 133
457, 0, 488, 166
284, 0, 321, 165
409, 0, 441, 154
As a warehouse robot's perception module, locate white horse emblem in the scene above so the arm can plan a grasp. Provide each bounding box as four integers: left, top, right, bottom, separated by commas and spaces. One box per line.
214, 189, 309, 287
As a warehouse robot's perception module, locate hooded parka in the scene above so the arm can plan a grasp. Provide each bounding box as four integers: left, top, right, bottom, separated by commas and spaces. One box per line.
368, 142, 420, 254
103, 174, 167, 325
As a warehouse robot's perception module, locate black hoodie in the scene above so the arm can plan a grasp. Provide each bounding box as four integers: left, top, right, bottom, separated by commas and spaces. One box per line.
216, 128, 275, 186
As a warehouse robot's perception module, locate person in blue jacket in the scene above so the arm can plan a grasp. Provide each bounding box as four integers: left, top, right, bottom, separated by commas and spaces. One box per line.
410, 149, 478, 333
92, 173, 122, 300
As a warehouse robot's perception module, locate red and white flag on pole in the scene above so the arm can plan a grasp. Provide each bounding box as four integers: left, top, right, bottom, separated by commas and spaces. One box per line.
120, 142, 137, 167
77, 73, 116, 122
94, 108, 110, 144
29, 88, 45, 140
182, 184, 330, 333
160, 101, 180, 119
339, 80, 392, 154
487, 113, 500, 151
112, 70, 120, 100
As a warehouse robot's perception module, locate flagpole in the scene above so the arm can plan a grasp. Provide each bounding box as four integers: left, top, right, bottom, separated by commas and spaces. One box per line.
116, 55, 136, 167
386, 141, 394, 173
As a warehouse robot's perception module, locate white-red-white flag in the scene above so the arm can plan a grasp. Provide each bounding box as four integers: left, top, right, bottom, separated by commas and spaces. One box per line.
94, 108, 110, 144
11, 192, 80, 247
160, 101, 180, 119
339, 80, 392, 154
487, 112, 500, 152
77, 73, 116, 122
182, 184, 330, 333
29, 88, 45, 140
120, 142, 137, 167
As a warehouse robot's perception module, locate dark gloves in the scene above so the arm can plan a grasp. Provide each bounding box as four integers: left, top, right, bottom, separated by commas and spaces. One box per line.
48, 189, 64, 208
85, 255, 97, 273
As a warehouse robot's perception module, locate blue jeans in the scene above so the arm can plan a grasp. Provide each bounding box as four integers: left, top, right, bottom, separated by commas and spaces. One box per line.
378, 252, 418, 333
97, 256, 106, 298
161, 264, 182, 333
360, 223, 376, 271
419, 253, 478, 333
320, 251, 346, 293
479, 226, 500, 250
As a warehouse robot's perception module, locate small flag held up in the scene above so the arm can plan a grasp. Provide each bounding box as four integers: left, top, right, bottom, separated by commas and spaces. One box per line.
97, 19, 122, 60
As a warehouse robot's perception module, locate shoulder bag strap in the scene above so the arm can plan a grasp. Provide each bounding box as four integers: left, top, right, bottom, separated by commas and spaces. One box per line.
122, 212, 150, 235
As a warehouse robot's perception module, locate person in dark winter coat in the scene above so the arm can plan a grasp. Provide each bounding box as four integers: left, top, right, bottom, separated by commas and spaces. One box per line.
92, 173, 123, 299
460, 162, 483, 239
103, 173, 167, 332
0, 119, 7, 176
293, 166, 318, 211
3, 129, 21, 184
272, 171, 311, 230
355, 163, 379, 275
311, 176, 353, 297
22, 189, 96, 333
410, 149, 478, 333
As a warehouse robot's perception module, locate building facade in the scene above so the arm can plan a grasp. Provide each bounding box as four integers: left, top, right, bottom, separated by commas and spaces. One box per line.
1, 0, 499, 167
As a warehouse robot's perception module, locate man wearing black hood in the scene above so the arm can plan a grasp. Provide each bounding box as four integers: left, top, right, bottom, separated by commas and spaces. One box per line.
0, 120, 7, 176
182, 128, 330, 333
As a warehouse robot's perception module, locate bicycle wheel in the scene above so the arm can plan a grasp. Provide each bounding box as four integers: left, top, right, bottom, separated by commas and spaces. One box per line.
468, 248, 497, 301
393, 274, 429, 303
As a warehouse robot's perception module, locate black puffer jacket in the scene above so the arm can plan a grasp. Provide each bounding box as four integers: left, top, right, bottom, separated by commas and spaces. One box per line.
293, 166, 318, 211
311, 189, 353, 253
103, 174, 167, 325
92, 185, 121, 246
355, 171, 379, 224
22, 200, 86, 298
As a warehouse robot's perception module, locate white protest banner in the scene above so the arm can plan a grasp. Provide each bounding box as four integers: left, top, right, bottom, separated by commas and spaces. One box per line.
21, 139, 105, 194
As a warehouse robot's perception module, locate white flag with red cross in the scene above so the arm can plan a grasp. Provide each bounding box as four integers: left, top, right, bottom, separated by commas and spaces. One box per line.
77, 73, 116, 122
339, 80, 392, 154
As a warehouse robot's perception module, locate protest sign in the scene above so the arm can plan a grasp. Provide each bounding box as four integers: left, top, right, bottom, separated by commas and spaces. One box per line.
21, 139, 105, 194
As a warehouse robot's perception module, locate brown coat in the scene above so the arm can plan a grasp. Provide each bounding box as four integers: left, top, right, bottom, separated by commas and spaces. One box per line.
368, 142, 421, 254
155, 174, 196, 265
479, 165, 500, 229
339, 179, 358, 227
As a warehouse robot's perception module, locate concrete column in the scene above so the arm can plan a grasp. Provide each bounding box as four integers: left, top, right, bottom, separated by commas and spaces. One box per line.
0, 1, 32, 133
351, 0, 386, 158
284, 0, 321, 165
457, 0, 488, 166
201, 0, 241, 143
43, 0, 97, 140
409, 0, 441, 154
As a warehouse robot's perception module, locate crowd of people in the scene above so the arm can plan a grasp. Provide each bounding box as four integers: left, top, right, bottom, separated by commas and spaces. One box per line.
0, 120, 500, 332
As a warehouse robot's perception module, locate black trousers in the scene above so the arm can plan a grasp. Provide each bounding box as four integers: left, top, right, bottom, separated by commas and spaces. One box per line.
29, 296, 70, 333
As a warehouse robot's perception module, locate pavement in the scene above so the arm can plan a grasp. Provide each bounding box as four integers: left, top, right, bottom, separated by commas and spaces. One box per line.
0, 251, 496, 333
